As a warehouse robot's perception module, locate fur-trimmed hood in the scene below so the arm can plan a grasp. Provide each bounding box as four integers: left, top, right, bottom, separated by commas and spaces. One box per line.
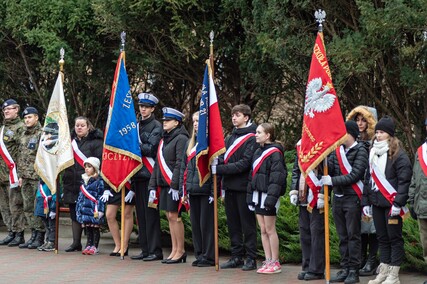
346, 106, 377, 140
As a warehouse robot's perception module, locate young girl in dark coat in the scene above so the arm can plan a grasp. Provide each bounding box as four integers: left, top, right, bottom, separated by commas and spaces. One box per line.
76, 157, 105, 255
34, 180, 56, 252
247, 123, 287, 274
362, 116, 412, 284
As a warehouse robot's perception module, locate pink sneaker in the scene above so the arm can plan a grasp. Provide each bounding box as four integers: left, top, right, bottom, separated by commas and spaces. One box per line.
82, 246, 91, 255
86, 246, 99, 255
263, 261, 281, 274
256, 260, 270, 274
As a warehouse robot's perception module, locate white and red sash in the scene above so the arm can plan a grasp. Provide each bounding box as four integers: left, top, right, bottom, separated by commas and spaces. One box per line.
306, 171, 322, 212
80, 184, 99, 218
370, 164, 409, 218
157, 139, 173, 186
0, 126, 18, 188
418, 142, 427, 177
335, 145, 363, 199
252, 147, 281, 177
39, 183, 52, 214
72, 139, 87, 168
224, 133, 255, 163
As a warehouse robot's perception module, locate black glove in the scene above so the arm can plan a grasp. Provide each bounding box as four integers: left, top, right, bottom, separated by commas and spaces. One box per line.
409, 207, 418, 220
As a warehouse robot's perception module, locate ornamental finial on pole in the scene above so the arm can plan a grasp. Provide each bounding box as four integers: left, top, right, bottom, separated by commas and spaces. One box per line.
315, 9, 326, 32
209, 30, 214, 57
59, 48, 65, 72
120, 31, 126, 52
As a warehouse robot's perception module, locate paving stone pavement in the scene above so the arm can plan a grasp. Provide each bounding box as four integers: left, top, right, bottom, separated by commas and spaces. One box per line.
0, 226, 425, 283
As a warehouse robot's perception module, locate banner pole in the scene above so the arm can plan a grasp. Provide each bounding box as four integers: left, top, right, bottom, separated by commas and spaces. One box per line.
55, 48, 65, 254
120, 188, 125, 260
323, 158, 330, 283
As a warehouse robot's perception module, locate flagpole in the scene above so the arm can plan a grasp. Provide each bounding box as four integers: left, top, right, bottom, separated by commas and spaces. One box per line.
55, 48, 65, 254
314, 9, 330, 283
208, 31, 220, 272
119, 31, 126, 260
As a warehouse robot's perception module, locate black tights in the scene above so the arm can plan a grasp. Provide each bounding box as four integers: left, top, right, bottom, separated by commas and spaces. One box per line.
85, 227, 100, 248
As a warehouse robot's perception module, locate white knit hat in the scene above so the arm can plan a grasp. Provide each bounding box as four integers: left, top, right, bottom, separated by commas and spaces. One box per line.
83, 157, 100, 174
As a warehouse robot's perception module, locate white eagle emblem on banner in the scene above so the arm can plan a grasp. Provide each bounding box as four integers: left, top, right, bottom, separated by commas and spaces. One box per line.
304, 77, 335, 118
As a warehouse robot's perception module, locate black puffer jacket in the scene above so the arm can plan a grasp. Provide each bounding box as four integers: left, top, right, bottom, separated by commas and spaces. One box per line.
362, 149, 412, 208
216, 123, 258, 192
247, 143, 287, 209
132, 115, 162, 181
179, 138, 212, 196
62, 129, 103, 204
149, 124, 189, 191
328, 142, 368, 196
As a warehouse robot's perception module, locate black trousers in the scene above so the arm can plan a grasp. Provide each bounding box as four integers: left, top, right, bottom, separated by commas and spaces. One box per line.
299, 205, 325, 274
189, 195, 214, 261
134, 180, 162, 257
224, 190, 257, 259
372, 205, 404, 266
332, 195, 362, 270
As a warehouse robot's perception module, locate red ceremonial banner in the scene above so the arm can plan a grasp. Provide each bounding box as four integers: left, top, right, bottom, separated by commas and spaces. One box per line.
298, 32, 347, 176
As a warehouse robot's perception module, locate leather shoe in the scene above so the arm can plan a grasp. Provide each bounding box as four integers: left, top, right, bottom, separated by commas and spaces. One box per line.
330, 268, 349, 283
220, 257, 243, 269
297, 271, 307, 280
65, 243, 82, 252
197, 258, 215, 267
131, 252, 148, 260
192, 259, 200, 266
344, 270, 359, 284
143, 254, 163, 261
242, 257, 257, 271
304, 272, 325, 281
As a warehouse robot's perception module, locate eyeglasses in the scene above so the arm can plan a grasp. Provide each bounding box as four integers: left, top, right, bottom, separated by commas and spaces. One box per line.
3, 107, 17, 112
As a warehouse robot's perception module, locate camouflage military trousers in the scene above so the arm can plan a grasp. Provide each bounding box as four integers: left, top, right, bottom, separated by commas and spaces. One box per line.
20, 179, 44, 231
9, 183, 25, 233
0, 182, 12, 231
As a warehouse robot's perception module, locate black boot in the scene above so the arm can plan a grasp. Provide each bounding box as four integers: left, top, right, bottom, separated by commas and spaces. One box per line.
8, 231, 25, 247
359, 253, 378, 276
65, 221, 82, 252
344, 269, 359, 284
0, 231, 15, 245
330, 268, 349, 283
19, 229, 37, 248
28, 231, 45, 249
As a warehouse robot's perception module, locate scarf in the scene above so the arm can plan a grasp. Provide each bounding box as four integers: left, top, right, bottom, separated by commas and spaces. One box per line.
369, 139, 389, 191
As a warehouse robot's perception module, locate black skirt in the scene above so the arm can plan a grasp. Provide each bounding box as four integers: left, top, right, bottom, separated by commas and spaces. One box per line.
159, 187, 179, 212
108, 188, 136, 206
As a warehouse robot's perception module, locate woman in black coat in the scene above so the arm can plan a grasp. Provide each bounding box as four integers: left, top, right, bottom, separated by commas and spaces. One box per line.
179, 111, 215, 267
149, 107, 189, 264
62, 116, 103, 252
362, 116, 412, 284
247, 123, 287, 274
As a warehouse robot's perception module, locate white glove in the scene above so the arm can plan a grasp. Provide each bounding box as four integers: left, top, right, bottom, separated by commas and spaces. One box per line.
290, 194, 298, 206
168, 188, 179, 201
248, 205, 255, 211
148, 190, 157, 203
98, 212, 104, 219
211, 157, 219, 174
209, 196, 214, 204
100, 190, 113, 202
221, 189, 225, 198
321, 175, 333, 186
49, 211, 56, 219
362, 205, 372, 217
390, 205, 401, 216
317, 194, 325, 209
125, 191, 135, 203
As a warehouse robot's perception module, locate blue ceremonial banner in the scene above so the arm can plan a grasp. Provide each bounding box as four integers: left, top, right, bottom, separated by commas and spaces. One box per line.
101, 52, 142, 191
196, 66, 209, 157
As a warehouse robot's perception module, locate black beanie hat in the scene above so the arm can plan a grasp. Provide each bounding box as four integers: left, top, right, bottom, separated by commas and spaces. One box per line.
375, 116, 395, 137
345, 120, 359, 140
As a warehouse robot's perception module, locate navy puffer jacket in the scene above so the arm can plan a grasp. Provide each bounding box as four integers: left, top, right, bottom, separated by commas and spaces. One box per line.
76, 176, 105, 225
247, 143, 287, 209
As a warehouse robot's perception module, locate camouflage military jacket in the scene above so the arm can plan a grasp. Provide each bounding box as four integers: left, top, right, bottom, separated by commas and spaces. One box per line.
18, 122, 42, 180
0, 117, 25, 182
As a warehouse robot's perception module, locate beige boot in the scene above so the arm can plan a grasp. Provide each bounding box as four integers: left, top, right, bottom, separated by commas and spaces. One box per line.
368, 263, 389, 284
382, 266, 400, 284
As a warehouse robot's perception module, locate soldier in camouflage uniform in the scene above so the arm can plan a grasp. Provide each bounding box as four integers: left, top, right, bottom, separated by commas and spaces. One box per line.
0, 99, 25, 246
17, 107, 45, 249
